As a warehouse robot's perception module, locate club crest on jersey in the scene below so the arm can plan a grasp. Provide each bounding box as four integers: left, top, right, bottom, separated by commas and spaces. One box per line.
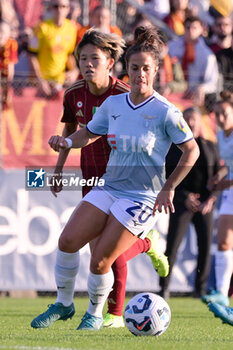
77, 101, 83, 108
140, 113, 157, 128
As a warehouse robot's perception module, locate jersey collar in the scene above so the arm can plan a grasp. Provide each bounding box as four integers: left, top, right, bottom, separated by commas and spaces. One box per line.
126, 92, 155, 110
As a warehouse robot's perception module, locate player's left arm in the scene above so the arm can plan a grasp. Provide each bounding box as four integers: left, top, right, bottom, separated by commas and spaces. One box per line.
171, 138, 200, 187
154, 138, 200, 214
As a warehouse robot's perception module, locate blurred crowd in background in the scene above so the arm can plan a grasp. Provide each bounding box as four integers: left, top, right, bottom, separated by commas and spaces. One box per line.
0, 0, 232, 113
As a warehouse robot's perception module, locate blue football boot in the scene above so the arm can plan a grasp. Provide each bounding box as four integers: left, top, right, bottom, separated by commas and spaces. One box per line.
201, 290, 229, 306
77, 312, 103, 330
208, 302, 233, 326
31, 302, 75, 328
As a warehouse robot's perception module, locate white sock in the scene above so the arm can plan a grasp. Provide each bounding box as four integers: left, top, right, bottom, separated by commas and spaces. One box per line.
215, 250, 233, 296
87, 270, 114, 318
55, 248, 80, 306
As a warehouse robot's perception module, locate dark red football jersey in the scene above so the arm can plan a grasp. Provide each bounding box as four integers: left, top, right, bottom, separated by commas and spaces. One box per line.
61, 76, 130, 195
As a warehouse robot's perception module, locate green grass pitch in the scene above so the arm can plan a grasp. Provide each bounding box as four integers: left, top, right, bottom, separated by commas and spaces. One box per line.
0, 296, 233, 350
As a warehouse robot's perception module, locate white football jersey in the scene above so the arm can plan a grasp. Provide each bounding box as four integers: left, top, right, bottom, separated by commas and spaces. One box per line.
87, 91, 193, 208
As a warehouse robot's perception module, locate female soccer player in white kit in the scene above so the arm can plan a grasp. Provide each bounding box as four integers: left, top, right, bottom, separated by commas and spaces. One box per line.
31, 26, 199, 331
202, 91, 233, 310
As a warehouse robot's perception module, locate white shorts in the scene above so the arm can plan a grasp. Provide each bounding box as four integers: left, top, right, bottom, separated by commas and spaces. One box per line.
219, 187, 233, 216
82, 188, 160, 239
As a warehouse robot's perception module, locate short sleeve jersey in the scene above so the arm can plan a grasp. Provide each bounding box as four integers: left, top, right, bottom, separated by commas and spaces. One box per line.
87, 91, 194, 208
61, 77, 130, 181
217, 130, 233, 180
28, 19, 77, 84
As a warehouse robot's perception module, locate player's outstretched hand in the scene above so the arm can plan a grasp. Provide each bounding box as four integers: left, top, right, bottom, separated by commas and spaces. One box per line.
153, 189, 175, 215
48, 135, 69, 152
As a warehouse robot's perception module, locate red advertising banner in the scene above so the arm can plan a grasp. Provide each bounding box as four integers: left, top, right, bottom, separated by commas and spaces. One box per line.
1, 89, 216, 169
1, 88, 81, 169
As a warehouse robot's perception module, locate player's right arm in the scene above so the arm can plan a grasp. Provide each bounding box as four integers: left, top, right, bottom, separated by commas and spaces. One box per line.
54, 122, 78, 171
51, 122, 78, 197
49, 127, 101, 152
49, 97, 109, 152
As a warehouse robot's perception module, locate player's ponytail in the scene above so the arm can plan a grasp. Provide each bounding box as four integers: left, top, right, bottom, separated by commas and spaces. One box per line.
125, 26, 163, 67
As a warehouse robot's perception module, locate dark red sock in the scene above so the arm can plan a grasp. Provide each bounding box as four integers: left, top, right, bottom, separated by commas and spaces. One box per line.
108, 254, 127, 316
124, 238, 151, 261
107, 238, 151, 315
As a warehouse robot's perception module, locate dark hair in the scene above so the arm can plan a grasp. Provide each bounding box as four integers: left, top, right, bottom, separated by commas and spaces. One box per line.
91, 5, 110, 15
125, 26, 163, 67
169, 0, 184, 14
184, 16, 203, 27
75, 28, 125, 63
216, 90, 233, 107
183, 106, 201, 116
169, 0, 177, 14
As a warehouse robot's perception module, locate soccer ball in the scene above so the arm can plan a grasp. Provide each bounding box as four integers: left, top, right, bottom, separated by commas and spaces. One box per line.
124, 292, 171, 336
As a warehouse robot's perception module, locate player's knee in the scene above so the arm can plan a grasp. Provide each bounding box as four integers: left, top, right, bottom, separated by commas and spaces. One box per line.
90, 256, 110, 274
58, 234, 74, 252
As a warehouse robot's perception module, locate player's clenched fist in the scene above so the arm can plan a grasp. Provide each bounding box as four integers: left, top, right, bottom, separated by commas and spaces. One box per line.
48, 135, 69, 152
